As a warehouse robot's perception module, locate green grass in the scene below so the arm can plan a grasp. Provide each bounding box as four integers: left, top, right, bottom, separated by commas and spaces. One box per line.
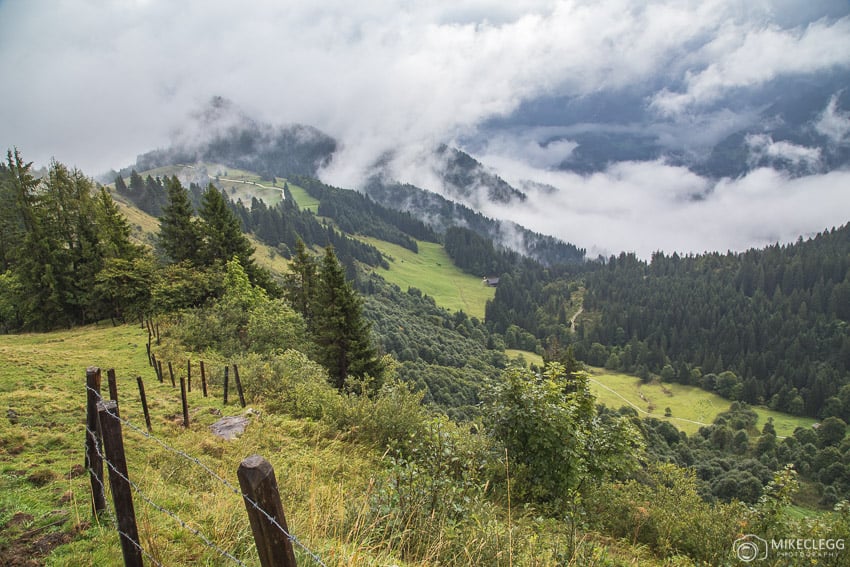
0, 324, 406, 566
586, 367, 816, 437
504, 351, 816, 438
505, 349, 544, 367
286, 183, 320, 213
360, 237, 495, 319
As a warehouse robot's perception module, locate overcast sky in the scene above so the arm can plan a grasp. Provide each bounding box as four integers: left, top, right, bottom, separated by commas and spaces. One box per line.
2, 0, 849, 257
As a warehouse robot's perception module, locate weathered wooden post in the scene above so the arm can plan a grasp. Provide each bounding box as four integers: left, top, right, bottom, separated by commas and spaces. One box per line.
200, 361, 208, 398
233, 364, 246, 408
179, 376, 189, 428
223, 366, 230, 405
187, 359, 192, 393
107, 368, 119, 404
85, 367, 107, 516
237, 455, 297, 567
167, 362, 175, 388
97, 399, 143, 567
136, 376, 152, 432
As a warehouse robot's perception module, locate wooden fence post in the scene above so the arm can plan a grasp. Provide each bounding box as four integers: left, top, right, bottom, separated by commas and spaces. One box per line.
200, 361, 208, 398
187, 359, 192, 393
136, 376, 152, 432
180, 376, 189, 428
237, 455, 297, 567
233, 364, 246, 408
167, 362, 175, 388
97, 399, 143, 567
85, 367, 107, 517
223, 366, 229, 405
107, 368, 119, 404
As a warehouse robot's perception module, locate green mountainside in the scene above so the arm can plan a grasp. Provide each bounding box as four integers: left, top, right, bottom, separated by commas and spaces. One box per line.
2, 150, 850, 565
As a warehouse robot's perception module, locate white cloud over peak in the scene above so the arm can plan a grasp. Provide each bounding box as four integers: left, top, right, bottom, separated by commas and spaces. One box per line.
1, 0, 848, 256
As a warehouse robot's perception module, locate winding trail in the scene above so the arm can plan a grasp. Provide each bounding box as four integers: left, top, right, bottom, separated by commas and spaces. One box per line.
569, 305, 583, 331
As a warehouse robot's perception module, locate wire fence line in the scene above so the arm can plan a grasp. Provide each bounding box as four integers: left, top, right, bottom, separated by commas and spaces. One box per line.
86, 383, 328, 567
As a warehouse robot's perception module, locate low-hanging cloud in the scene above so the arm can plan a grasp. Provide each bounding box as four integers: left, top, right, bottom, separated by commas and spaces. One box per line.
470, 153, 850, 259
1, 0, 848, 256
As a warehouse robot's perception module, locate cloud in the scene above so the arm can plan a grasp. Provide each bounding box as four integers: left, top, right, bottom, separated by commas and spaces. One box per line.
815, 92, 850, 145
745, 134, 822, 171
2, 0, 844, 176
1, 0, 848, 257
651, 16, 850, 116
473, 153, 850, 259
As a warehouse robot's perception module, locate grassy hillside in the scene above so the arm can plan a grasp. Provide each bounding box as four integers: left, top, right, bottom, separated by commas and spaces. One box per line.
0, 324, 400, 565
505, 350, 815, 437
1, 325, 679, 566
119, 164, 486, 318
361, 237, 494, 319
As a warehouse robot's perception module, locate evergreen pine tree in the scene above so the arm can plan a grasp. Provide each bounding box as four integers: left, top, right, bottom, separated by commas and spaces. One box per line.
283, 239, 317, 321
114, 174, 129, 196
157, 176, 201, 264
313, 246, 383, 390
95, 187, 142, 260
197, 184, 255, 267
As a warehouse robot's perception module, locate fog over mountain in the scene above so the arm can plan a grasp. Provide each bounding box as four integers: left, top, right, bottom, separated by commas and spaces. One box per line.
2, 0, 849, 258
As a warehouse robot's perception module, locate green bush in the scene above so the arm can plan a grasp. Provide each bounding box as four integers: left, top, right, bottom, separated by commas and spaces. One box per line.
586, 463, 746, 563
238, 350, 338, 419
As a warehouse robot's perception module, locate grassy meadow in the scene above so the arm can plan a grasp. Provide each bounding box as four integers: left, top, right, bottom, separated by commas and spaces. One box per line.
0, 323, 406, 566
505, 350, 816, 437
1, 325, 682, 566
361, 237, 495, 319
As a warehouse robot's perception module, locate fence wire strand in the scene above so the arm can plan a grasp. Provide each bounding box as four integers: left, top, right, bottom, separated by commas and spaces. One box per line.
87, 383, 328, 567
86, 463, 165, 567
87, 424, 248, 566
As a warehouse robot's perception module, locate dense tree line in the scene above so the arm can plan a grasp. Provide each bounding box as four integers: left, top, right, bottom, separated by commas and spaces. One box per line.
443, 226, 517, 277
226, 184, 388, 269
0, 151, 147, 330
576, 228, 850, 417
118, 171, 389, 270
292, 175, 439, 252
360, 274, 508, 417
638, 402, 850, 507
363, 178, 585, 265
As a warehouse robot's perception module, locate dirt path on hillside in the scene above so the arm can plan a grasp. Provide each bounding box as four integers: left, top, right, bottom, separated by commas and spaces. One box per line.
570, 305, 583, 331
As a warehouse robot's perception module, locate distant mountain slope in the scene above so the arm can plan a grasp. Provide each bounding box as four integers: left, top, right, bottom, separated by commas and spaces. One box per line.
126, 98, 586, 266
135, 97, 336, 180
363, 177, 584, 266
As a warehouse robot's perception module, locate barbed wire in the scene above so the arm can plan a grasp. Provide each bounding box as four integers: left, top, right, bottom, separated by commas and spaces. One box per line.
86, 462, 165, 567
87, 425, 249, 567
86, 384, 328, 566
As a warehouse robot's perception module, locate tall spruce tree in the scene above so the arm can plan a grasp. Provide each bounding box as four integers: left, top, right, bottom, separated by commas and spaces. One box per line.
157, 176, 201, 264
312, 246, 383, 390
283, 239, 317, 322
197, 184, 255, 268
